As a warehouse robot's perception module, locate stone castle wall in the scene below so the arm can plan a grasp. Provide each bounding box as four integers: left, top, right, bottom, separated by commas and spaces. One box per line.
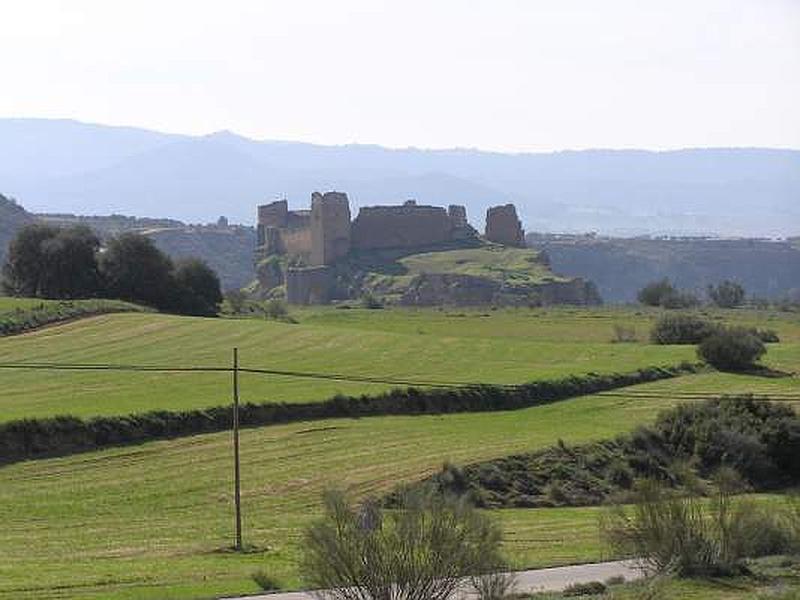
351, 200, 463, 250
257, 195, 473, 262
286, 266, 333, 305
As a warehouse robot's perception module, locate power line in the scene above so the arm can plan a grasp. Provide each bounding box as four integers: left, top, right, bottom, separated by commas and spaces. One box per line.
0, 361, 507, 389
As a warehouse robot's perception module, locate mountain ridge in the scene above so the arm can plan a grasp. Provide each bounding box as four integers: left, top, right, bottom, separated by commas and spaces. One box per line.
1, 118, 798, 236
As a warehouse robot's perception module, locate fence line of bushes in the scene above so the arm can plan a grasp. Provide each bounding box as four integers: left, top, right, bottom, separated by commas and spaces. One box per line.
0, 299, 146, 337
0, 363, 700, 465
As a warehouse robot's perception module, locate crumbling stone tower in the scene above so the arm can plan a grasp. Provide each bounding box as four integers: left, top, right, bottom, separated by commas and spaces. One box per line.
485, 204, 525, 247
310, 191, 351, 266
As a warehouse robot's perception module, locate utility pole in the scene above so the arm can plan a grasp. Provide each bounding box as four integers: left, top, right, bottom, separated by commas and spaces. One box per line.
232, 347, 243, 551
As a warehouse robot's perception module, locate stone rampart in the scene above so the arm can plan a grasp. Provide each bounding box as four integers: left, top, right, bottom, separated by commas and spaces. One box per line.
286, 266, 333, 305
351, 202, 455, 250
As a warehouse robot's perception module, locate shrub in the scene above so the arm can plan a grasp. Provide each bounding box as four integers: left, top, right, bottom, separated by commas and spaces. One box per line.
638, 279, 698, 308
602, 478, 800, 579
698, 327, 766, 371
302, 489, 504, 600
660, 290, 700, 309
708, 280, 746, 308
749, 328, 780, 343
224, 289, 248, 314
251, 570, 281, 591
650, 313, 719, 344
470, 570, 518, 600
411, 396, 800, 509
638, 279, 675, 307
263, 298, 290, 321
361, 291, 384, 309
562, 581, 607, 596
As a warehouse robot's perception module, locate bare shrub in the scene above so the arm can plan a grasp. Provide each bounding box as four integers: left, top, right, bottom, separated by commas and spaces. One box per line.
303, 488, 505, 600
470, 570, 518, 600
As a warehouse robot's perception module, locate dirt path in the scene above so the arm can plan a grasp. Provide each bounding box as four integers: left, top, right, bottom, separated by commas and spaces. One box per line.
222, 559, 643, 599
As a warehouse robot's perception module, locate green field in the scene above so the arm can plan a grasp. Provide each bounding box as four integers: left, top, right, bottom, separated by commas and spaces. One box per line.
1, 382, 791, 600
399, 245, 561, 284
1, 306, 797, 422
0, 304, 798, 599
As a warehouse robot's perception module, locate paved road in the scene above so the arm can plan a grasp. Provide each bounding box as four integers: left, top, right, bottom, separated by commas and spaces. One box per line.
223, 559, 643, 599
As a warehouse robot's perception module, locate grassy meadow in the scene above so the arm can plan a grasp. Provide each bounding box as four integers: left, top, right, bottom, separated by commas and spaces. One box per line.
1, 382, 791, 600
0, 303, 798, 598
1, 305, 797, 422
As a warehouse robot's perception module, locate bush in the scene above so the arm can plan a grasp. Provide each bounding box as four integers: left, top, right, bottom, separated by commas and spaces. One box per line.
251, 570, 281, 591
562, 581, 607, 596
263, 298, 291, 321
749, 328, 780, 343
638, 279, 699, 309
411, 396, 800, 509
601, 479, 800, 577
470, 570, 518, 600
698, 327, 766, 371
708, 280, 746, 308
650, 313, 719, 345
361, 291, 384, 309
638, 279, 675, 307
302, 489, 504, 600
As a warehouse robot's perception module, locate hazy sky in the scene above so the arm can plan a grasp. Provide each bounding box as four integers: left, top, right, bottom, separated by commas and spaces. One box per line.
1, 0, 799, 151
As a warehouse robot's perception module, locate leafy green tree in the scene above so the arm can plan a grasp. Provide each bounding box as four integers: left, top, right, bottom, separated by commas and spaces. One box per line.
2, 224, 101, 298
100, 233, 175, 309
708, 280, 746, 308
173, 258, 222, 316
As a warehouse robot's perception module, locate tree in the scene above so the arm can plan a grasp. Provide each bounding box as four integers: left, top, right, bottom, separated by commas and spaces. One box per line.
302, 489, 505, 600
708, 280, 746, 308
638, 278, 675, 306
173, 258, 222, 316
637, 278, 698, 308
2, 224, 101, 298
697, 327, 766, 371
100, 233, 175, 309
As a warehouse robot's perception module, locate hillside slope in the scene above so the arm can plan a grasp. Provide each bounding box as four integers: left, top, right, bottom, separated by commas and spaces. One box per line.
0, 194, 34, 266
530, 235, 800, 301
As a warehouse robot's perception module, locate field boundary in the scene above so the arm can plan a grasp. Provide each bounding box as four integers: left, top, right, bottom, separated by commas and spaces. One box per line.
0, 299, 148, 337
0, 363, 700, 466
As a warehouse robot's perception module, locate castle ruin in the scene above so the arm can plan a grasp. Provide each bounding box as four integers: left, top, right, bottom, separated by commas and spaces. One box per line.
484, 204, 525, 247
256, 192, 528, 304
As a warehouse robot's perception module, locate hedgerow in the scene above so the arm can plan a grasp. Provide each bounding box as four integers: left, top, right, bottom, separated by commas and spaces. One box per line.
0, 299, 146, 336
0, 363, 699, 465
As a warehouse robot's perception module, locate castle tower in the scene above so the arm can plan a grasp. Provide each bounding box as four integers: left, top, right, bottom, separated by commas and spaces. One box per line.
310, 191, 351, 266
485, 204, 525, 247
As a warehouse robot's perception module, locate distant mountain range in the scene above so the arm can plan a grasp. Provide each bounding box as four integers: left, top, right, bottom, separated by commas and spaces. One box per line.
1, 118, 798, 237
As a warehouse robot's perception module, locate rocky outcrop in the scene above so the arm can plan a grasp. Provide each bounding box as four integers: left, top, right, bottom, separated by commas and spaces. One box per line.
399, 273, 601, 306
485, 204, 525, 247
